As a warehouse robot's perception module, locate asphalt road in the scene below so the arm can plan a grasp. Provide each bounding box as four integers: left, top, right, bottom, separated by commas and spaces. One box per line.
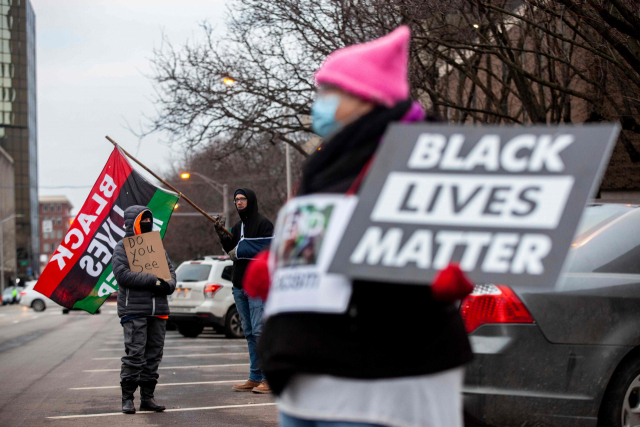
0, 302, 277, 427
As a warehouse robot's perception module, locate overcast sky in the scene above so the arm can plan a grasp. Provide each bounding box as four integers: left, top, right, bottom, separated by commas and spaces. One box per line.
33, 0, 227, 213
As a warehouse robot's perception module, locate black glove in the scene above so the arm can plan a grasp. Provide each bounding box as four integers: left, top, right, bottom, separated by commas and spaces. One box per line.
214, 215, 227, 238
153, 279, 172, 295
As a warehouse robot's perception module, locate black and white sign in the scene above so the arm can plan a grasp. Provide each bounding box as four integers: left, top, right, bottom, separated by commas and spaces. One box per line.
328, 124, 620, 288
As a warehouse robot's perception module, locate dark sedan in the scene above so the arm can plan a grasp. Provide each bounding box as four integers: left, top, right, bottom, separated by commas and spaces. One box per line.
463, 203, 640, 427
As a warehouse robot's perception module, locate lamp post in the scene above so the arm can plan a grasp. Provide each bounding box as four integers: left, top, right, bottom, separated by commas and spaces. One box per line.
1, 214, 22, 294
180, 172, 229, 222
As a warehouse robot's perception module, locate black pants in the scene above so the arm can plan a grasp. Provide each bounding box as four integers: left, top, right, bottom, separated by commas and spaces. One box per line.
120, 316, 167, 382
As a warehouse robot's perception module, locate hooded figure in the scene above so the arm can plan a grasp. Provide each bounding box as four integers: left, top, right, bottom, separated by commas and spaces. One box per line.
257, 26, 473, 427
214, 187, 274, 393
218, 188, 274, 288
112, 205, 176, 414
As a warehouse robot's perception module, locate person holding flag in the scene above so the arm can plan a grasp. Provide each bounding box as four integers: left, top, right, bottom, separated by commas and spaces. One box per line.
112, 205, 177, 414
214, 188, 274, 394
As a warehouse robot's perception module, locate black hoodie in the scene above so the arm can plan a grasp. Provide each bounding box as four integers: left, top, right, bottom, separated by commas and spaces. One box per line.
112, 205, 177, 317
221, 188, 274, 288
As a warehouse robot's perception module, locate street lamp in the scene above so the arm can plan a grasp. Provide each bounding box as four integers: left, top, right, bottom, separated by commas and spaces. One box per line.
1, 214, 23, 294
181, 172, 229, 222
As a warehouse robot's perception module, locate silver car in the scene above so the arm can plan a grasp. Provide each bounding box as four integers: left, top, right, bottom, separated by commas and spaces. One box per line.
168, 255, 243, 339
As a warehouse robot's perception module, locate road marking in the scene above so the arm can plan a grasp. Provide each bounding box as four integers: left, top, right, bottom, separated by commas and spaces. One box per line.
70, 379, 244, 390
98, 345, 248, 351
83, 363, 249, 372
47, 402, 276, 419
11, 320, 19, 324
101, 339, 245, 344
93, 352, 249, 360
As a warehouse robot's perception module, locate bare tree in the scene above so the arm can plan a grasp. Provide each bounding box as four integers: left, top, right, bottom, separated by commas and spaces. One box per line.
163, 139, 303, 264
145, 0, 640, 160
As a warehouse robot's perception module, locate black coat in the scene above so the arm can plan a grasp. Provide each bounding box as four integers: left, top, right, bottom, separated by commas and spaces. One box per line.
259, 101, 473, 394
221, 188, 274, 288
113, 205, 176, 318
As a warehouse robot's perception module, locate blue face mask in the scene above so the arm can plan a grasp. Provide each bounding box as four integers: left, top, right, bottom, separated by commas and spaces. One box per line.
311, 95, 341, 138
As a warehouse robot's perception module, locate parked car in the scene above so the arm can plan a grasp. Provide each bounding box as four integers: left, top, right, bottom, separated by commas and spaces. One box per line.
168, 255, 243, 338
2, 285, 22, 305
19, 280, 59, 312
462, 203, 640, 427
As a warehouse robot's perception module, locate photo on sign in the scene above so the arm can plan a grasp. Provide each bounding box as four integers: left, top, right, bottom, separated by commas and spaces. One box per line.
275, 204, 335, 268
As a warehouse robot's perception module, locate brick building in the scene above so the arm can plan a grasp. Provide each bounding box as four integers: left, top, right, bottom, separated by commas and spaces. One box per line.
38, 196, 72, 273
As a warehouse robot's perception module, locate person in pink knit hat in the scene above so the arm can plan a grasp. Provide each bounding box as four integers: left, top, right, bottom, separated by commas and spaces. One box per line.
254, 26, 473, 427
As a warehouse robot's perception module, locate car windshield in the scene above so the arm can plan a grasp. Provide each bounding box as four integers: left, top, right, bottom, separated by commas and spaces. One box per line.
564, 204, 639, 274
177, 264, 212, 282
573, 204, 635, 241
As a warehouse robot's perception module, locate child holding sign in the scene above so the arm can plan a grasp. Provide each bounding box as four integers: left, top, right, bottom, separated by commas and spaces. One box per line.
112, 205, 176, 414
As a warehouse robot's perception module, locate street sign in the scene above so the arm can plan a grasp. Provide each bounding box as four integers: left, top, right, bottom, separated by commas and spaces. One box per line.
328, 124, 620, 289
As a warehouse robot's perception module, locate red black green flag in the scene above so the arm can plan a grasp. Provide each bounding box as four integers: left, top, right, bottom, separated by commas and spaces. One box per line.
35, 147, 179, 313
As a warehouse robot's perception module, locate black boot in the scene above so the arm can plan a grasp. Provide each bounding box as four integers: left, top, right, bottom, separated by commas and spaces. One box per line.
139, 380, 165, 412
121, 380, 137, 414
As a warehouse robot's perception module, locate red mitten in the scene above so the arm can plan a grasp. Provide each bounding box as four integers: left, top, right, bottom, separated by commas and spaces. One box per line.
243, 250, 271, 300
431, 263, 474, 303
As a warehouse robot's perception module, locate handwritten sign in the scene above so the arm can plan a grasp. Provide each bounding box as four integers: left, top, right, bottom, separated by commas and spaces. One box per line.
124, 231, 172, 281
329, 124, 620, 289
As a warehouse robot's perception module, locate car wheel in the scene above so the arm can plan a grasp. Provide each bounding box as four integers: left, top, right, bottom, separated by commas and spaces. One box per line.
599, 354, 640, 426
31, 299, 46, 312
224, 306, 244, 339
178, 323, 203, 338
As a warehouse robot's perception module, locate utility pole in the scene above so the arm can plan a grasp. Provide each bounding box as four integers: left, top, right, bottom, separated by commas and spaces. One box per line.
222, 184, 229, 225
286, 143, 292, 199
1, 214, 22, 294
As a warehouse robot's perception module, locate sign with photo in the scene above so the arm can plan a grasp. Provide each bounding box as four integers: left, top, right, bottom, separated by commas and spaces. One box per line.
265, 195, 356, 315
328, 124, 620, 288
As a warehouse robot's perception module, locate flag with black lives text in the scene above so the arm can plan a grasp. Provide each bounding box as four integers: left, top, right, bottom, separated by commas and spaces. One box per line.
35, 147, 179, 313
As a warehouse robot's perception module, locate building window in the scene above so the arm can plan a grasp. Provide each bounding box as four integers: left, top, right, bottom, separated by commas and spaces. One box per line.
57, 230, 62, 239
57, 204, 61, 212
56, 217, 61, 225
43, 204, 47, 212
43, 243, 49, 252
50, 204, 54, 212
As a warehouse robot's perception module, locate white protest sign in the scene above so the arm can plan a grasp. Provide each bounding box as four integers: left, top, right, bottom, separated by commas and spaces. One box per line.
328, 124, 620, 288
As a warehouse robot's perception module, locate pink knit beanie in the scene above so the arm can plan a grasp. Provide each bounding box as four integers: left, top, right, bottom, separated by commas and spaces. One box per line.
315, 26, 410, 107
